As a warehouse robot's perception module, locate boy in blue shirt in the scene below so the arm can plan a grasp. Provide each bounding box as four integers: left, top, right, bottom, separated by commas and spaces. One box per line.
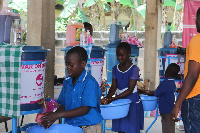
142, 63, 180, 133
41, 46, 103, 133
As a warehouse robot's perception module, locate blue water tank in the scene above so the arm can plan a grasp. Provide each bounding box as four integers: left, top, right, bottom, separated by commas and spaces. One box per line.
157, 48, 177, 79
20, 46, 50, 112
105, 44, 140, 82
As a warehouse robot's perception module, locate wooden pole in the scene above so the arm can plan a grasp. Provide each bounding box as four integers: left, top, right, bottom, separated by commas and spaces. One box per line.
27, 0, 55, 98
0, 0, 3, 11
144, 0, 162, 90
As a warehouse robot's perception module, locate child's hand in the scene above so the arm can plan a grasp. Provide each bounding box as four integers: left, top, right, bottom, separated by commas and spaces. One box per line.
176, 88, 182, 93
137, 88, 146, 94
35, 113, 46, 125
143, 90, 154, 96
100, 97, 112, 105
40, 112, 59, 129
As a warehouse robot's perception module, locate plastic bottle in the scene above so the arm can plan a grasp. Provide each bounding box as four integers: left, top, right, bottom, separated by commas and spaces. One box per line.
0, 7, 20, 44
80, 28, 88, 46
120, 28, 128, 42
109, 20, 123, 44
10, 19, 21, 45
164, 25, 172, 48
0, 7, 12, 44
87, 30, 92, 44
66, 19, 84, 46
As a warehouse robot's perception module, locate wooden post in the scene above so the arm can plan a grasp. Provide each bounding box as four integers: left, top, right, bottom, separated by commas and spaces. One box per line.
144, 0, 162, 90
0, 0, 3, 11
27, 0, 55, 98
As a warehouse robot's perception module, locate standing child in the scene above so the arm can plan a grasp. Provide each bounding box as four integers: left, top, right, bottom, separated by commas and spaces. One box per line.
143, 63, 180, 133
83, 22, 93, 44
83, 22, 93, 36
41, 46, 103, 133
101, 42, 144, 133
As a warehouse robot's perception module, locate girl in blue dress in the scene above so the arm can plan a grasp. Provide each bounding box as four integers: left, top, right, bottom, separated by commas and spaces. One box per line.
101, 42, 144, 133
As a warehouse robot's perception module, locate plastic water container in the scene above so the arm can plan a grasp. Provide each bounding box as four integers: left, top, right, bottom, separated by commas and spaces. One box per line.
20, 46, 50, 114
109, 23, 123, 44
61, 45, 105, 86
26, 124, 83, 133
164, 31, 172, 48
100, 99, 132, 120
140, 95, 158, 111
0, 7, 20, 44
105, 44, 140, 82
66, 19, 84, 46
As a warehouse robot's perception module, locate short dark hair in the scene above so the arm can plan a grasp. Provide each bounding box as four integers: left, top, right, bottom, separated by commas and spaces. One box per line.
197, 7, 200, 16
117, 42, 131, 53
66, 46, 88, 62
165, 63, 180, 77
83, 22, 93, 36
196, 8, 200, 33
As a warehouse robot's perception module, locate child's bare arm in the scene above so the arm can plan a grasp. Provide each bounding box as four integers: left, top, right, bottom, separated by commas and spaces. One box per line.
112, 79, 136, 101
105, 78, 117, 98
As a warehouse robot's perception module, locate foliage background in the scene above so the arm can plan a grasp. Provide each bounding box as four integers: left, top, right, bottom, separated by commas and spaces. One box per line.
8, 0, 184, 31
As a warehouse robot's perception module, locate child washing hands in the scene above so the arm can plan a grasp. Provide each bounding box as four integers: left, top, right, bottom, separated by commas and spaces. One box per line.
141, 63, 180, 133
100, 42, 144, 133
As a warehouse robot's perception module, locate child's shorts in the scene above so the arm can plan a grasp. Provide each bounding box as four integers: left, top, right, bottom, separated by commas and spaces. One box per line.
80, 123, 102, 133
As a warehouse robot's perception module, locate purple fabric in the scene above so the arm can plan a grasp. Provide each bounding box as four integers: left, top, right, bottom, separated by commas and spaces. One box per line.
111, 64, 144, 133
112, 64, 139, 90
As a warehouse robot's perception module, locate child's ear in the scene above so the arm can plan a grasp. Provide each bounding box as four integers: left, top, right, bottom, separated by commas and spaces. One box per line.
81, 61, 87, 68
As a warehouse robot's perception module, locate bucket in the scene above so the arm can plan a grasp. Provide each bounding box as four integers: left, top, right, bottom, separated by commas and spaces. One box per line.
61, 45, 105, 86
26, 124, 83, 133
66, 19, 84, 46
140, 95, 158, 111
105, 44, 140, 82
20, 46, 50, 113
100, 99, 132, 120
164, 31, 172, 48
109, 23, 123, 44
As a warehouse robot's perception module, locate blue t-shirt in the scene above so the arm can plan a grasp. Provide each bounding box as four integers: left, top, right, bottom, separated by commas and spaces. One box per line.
154, 78, 176, 114
57, 70, 103, 126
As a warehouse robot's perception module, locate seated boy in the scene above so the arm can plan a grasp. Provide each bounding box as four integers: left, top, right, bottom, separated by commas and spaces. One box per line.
41, 46, 103, 133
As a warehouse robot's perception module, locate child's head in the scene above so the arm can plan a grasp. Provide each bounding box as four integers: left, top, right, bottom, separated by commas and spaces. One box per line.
65, 46, 88, 77
116, 42, 131, 64
83, 22, 93, 36
165, 63, 180, 78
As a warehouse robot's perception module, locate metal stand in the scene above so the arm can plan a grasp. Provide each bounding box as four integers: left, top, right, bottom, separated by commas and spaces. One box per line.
11, 108, 42, 133
145, 104, 159, 133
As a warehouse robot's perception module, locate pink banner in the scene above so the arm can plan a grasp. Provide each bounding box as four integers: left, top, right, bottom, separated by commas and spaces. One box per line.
182, 0, 200, 48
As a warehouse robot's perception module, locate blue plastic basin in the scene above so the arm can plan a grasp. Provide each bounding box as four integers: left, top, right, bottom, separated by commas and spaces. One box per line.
140, 95, 158, 111
26, 124, 83, 133
100, 99, 132, 120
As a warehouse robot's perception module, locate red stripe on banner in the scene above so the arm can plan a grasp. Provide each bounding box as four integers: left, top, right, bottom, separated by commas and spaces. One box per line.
182, 0, 200, 48
20, 99, 42, 104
